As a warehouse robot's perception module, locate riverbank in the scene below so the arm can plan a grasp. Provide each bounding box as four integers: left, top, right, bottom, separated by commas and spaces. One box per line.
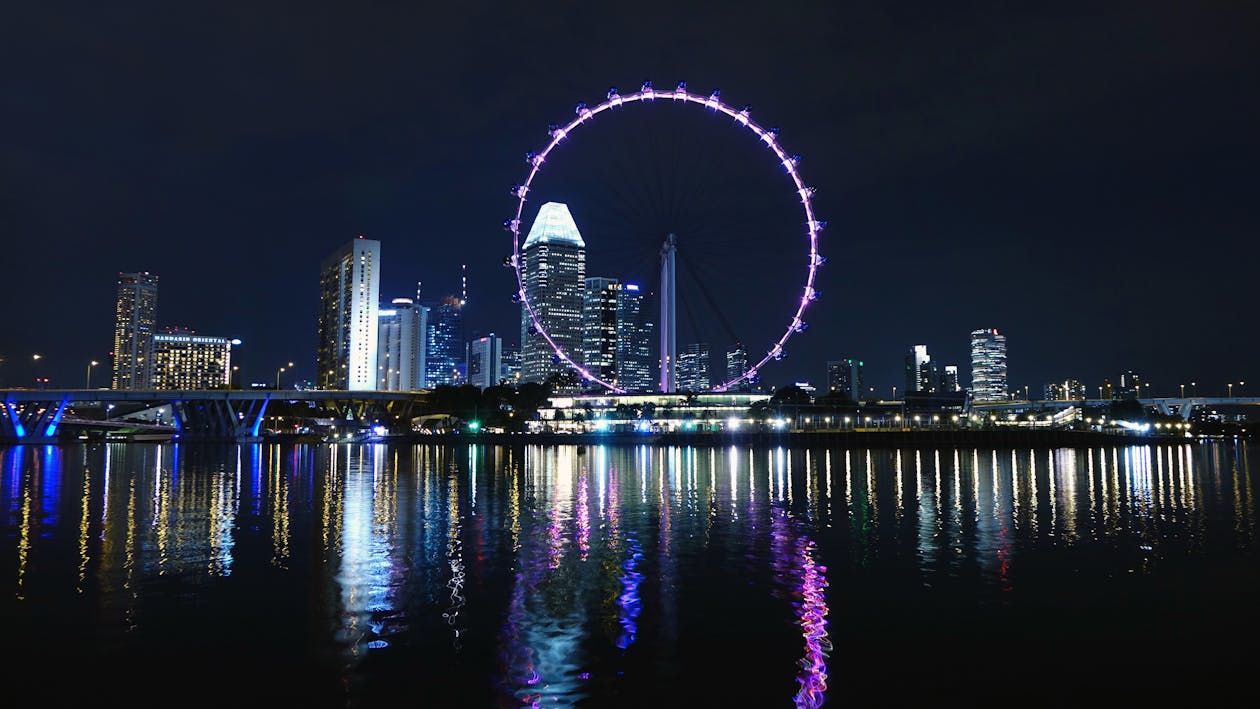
359, 427, 1207, 448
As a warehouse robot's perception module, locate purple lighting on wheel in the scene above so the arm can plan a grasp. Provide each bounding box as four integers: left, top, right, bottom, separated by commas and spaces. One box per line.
508, 82, 824, 393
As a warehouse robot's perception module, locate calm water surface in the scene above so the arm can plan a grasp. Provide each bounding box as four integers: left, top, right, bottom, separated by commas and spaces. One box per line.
2, 441, 1256, 706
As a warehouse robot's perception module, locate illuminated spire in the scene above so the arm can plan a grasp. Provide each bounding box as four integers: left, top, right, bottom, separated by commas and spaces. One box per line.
523, 202, 586, 249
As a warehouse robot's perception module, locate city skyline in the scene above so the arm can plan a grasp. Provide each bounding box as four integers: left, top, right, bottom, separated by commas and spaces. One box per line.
4, 2, 1257, 396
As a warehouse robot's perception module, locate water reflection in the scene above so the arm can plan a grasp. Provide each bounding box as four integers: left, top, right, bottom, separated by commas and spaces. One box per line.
0, 440, 1256, 706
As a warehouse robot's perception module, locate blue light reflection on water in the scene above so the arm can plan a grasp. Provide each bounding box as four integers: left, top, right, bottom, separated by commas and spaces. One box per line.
0, 440, 1257, 706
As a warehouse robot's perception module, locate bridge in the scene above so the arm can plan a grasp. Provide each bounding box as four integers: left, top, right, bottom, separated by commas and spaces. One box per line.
967, 396, 1260, 421
1, 389, 426, 443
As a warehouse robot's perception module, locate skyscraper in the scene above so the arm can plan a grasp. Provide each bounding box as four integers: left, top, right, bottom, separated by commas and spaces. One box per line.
501, 344, 522, 386
970, 328, 1008, 402
677, 342, 710, 392
583, 277, 620, 384
941, 365, 960, 393
826, 358, 863, 400
377, 297, 426, 391
111, 271, 159, 389
150, 328, 234, 390
318, 236, 381, 391
725, 343, 750, 392
426, 295, 465, 387
616, 284, 654, 392
904, 344, 937, 394
520, 202, 586, 386
466, 334, 503, 390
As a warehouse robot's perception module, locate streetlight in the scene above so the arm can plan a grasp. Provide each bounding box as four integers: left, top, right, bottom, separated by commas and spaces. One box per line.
231, 365, 240, 389
1179, 383, 1185, 398
276, 361, 293, 389
86, 360, 99, 388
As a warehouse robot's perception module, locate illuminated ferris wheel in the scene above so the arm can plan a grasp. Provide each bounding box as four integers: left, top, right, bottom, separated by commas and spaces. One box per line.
505, 81, 825, 394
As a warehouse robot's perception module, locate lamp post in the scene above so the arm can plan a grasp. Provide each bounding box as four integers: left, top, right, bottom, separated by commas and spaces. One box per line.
275, 362, 293, 390
86, 360, 99, 388
1179, 383, 1185, 398
231, 365, 240, 389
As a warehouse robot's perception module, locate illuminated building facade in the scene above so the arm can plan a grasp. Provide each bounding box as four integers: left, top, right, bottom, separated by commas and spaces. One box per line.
942, 365, 961, 392
318, 237, 380, 391
151, 329, 233, 390
677, 342, 710, 392
826, 358, 863, 400
112, 271, 159, 389
583, 277, 620, 384
501, 344, 522, 385
904, 344, 938, 394
969, 328, 1008, 402
426, 295, 464, 387
1044, 378, 1086, 401
466, 334, 503, 390
725, 344, 750, 392
616, 283, 653, 392
377, 297, 426, 391
520, 202, 586, 386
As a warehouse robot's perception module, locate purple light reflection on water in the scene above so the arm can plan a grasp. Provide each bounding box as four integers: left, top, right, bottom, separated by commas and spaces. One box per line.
794, 538, 830, 708
771, 508, 832, 708
615, 532, 645, 650
577, 467, 590, 560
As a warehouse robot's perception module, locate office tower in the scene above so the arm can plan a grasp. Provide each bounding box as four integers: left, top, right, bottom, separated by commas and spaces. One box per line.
726, 343, 751, 392
1118, 370, 1143, 399
616, 284, 654, 392
318, 237, 381, 391
520, 202, 586, 387
583, 277, 620, 384
466, 334, 503, 390
377, 297, 426, 391
969, 328, 1008, 403
426, 295, 465, 387
904, 344, 937, 394
677, 342, 710, 392
941, 365, 960, 392
111, 271, 159, 389
659, 233, 677, 392
827, 358, 864, 400
501, 344, 522, 386
150, 328, 233, 390
1064, 378, 1086, 400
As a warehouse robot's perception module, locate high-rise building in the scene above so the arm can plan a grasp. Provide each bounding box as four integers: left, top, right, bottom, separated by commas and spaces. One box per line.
904, 344, 937, 394
318, 237, 381, 391
970, 328, 1008, 402
616, 284, 654, 392
583, 277, 620, 384
827, 358, 864, 400
1117, 370, 1143, 399
501, 344, 522, 386
726, 343, 750, 392
466, 334, 503, 390
150, 328, 233, 390
377, 297, 426, 391
1044, 379, 1087, 401
941, 365, 960, 392
111, 271, 159, 389
520, 202, 586, 387
426, 295, 465, 387
677, 342, 710, 392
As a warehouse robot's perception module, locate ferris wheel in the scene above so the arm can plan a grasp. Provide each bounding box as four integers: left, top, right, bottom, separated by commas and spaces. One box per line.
505, 81, 825, 394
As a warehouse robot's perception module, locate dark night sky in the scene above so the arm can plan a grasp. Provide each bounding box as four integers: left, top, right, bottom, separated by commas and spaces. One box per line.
3, 1, 1257, 396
